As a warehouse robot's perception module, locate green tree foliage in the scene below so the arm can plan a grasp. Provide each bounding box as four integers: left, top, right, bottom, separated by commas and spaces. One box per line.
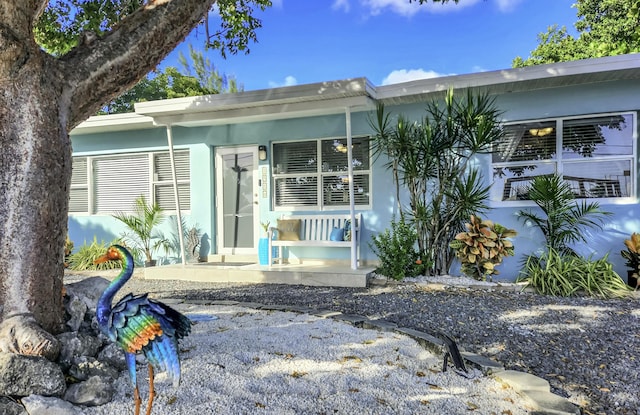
34, 0, 271, 58
514, 0, 640, 67
102, 45, 242, 114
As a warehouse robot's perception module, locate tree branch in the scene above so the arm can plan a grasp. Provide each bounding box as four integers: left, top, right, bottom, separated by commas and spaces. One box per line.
59, 0, 217, 129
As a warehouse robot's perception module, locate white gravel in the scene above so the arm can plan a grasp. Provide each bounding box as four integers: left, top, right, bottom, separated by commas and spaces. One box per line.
83, 304, 531, 415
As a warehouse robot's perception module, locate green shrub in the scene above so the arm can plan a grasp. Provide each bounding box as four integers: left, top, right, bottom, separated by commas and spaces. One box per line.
450, 215, 517, 281
67, 237, 125, 271
370, 219, 427, 280
517, 173, 610, 256
518, 248, 631, 298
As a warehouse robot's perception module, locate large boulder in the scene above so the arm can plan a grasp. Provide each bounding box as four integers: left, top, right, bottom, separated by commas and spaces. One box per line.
63, 375, 115, 406
64, 276, 110, 318
0, 352, 66, 396
56, 331, 102, 369
20, 395, 83, 415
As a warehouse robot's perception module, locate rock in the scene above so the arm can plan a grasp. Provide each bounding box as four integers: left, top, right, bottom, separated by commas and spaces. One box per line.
64, 276, 110, 312
63, 375, 115, 406
21, 395, 83, 415
97, 342, 127, 370
0, 352, 66, 396
68, 356, 120, 381
56, 331, 102, 368
0, 315, 61, 361
0, 396, 27, 415
64, 295, 87, 332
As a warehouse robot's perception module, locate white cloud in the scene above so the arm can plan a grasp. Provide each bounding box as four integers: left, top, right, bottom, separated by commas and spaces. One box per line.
381, 69, 454, 85
494, 0, 523, 13
271, 0, 284, 8
332, 0, 350, 12
268, 76, 298, 88
361, 0, 481, 17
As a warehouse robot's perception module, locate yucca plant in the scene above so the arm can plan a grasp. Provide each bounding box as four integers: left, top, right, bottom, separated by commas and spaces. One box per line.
450, 215, 517, 281
370, 88, 504, 275
516, 173, 611, 256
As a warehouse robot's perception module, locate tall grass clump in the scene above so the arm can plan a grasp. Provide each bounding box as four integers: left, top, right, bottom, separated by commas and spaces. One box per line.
518, 248, 631, 298
67, 237, 126, 271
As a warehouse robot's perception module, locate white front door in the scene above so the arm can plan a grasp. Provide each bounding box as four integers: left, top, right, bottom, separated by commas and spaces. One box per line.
215, 146, 259, 255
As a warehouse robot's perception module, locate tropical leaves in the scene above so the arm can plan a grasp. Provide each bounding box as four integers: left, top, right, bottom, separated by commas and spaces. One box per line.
516, 173, 611, 255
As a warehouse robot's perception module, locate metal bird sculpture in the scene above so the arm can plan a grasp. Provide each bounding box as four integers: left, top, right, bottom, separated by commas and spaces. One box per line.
95, 245, 192, 415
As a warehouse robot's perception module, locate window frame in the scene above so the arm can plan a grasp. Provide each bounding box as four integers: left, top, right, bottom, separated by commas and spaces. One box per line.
490, 111, 637, 207
271, 136, 372, 211
68, 149, 191, 215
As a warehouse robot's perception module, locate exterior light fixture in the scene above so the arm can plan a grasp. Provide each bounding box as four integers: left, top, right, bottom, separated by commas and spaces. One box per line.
528, 127, 554, 137
258, 145, 267, 161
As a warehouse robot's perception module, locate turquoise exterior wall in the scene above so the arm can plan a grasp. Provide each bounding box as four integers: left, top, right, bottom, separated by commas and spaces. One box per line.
69, 77, 640, 279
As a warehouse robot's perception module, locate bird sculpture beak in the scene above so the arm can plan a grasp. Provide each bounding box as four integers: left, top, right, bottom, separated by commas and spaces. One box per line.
94, 254, 110, 264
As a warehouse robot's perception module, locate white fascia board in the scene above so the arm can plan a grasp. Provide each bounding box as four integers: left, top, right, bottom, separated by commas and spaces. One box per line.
134, 78, 376, 118
70, 113, 156, 135
152, 95, 377, 127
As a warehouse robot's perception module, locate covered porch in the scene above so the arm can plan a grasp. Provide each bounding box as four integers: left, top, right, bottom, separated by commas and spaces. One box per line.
143, 259, 375, 288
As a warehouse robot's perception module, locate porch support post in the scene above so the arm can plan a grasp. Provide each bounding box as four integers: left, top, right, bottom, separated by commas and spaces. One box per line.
345, 107, 357, 270
164, 124, 186, 266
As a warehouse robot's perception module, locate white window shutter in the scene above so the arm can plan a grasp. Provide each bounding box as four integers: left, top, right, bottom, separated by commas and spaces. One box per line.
94, 155, 150, 213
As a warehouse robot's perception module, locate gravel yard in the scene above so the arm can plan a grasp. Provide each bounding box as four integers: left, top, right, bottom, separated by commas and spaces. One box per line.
66, 271, 640, 415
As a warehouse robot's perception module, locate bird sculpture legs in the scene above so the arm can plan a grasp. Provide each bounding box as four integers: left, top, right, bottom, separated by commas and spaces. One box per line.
131, 365, 156, 415
147, 364, 156, 415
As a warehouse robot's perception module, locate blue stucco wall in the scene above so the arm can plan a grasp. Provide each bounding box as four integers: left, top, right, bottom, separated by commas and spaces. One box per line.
69, 77, 640, 279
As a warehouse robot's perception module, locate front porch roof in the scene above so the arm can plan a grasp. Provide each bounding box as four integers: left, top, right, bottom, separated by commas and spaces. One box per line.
71, 53, 640, 135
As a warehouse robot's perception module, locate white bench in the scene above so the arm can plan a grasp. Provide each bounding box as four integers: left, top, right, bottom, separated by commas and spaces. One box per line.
267, 213, 361, 267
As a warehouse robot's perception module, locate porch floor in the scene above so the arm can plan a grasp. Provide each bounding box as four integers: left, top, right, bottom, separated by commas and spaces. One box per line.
144, 261, 375, 288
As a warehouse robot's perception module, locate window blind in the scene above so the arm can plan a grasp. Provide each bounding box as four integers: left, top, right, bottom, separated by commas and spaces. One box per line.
69, 157, 88, 213
94, 155, 150, 213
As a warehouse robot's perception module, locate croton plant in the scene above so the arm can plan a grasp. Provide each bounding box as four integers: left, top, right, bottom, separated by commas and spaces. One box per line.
450, 215, 517, 281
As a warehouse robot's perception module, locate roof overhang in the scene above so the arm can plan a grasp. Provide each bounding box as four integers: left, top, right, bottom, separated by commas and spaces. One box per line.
71, 54, 640, 135
70, 112, 156, 135
376, 53, 640, 105
136, 77, 377, 127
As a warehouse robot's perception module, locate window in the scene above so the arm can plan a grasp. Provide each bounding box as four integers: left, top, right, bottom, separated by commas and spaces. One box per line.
69, 157, 89, 213
153, 151, 191, 211
492, 113, 635, 202
272, 137, 371, 209
69, 150, 190, 214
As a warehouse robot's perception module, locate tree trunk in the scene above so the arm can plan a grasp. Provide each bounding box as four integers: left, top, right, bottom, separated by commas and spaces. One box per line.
0, 0, 216, 359
0, 50, 69, 357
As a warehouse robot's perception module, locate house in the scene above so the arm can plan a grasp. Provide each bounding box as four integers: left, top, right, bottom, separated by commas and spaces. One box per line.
69, 53, 640, 281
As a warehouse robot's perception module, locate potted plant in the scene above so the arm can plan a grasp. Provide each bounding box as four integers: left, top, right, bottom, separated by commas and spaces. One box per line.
112, 195, 171, 267
258, 221, 270, 266
449, 215, 517, 282
621, 233, 640, 288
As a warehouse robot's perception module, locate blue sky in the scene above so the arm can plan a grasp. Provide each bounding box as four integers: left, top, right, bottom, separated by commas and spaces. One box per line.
161, 0, 579, 91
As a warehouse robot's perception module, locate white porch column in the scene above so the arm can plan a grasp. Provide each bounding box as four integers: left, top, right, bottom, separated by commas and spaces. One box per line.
345, 107, 357, 270
164, 124, 186, 265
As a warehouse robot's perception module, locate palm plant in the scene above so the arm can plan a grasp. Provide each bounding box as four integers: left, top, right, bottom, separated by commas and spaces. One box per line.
112, 195, 170, 266
370, 88, 504, 275
516, 173, 611, 255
